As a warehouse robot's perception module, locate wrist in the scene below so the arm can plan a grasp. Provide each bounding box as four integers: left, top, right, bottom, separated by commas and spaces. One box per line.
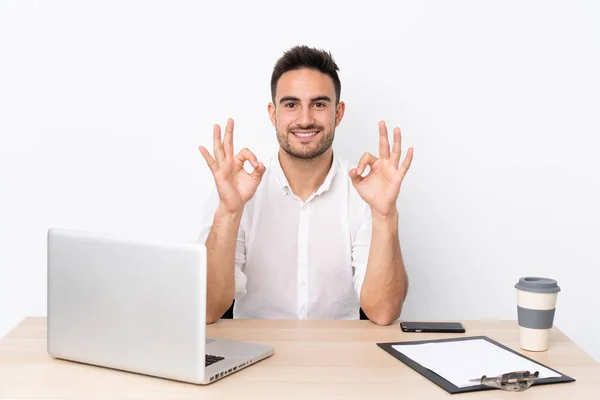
371, 207, 399, 231
215, 203, 244, 220
371, 206, 399, 221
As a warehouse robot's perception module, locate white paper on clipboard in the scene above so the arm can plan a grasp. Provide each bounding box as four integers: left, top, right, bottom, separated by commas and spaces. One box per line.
392, 338, 561, 388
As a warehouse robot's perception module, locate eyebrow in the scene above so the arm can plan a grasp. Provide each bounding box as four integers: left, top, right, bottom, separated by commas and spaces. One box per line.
278, 95, 332, 105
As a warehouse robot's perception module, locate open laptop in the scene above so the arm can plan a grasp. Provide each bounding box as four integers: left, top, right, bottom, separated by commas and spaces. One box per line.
47, 228, 273, 384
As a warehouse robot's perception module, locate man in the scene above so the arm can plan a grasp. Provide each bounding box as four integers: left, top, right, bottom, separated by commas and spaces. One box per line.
198, 45, 414, 325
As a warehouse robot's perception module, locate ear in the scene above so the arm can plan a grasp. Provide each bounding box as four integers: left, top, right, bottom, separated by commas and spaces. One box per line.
335, 101, 346, 127
267, 102, 276, 127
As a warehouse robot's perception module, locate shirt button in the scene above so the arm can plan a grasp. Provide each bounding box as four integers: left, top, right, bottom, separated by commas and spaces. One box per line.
300, 281, 306, 287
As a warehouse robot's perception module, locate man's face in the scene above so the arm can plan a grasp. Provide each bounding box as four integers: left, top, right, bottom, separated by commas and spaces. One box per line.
269, 68, 345, 160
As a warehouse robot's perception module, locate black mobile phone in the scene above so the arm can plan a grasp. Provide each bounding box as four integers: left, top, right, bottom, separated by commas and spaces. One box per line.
400, 321, 465, 333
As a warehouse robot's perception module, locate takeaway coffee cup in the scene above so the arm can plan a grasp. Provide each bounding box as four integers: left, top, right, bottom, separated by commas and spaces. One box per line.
515, 277, 561, 351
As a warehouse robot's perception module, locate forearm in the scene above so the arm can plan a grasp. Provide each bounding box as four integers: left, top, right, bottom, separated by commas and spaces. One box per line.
205, 204, 242, 324
360, 208, 408, 325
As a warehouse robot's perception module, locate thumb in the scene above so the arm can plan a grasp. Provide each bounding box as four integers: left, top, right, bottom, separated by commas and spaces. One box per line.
349, 168, 363, 186
250, 162, 266, 181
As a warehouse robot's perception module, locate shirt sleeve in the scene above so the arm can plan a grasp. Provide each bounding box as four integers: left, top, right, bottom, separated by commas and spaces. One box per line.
351, 201, 372, 300
196, 188, 248, 300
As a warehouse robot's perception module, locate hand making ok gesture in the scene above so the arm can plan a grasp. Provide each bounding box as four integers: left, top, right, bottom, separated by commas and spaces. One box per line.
199, 118, 266, 214
349, 121, 414, 218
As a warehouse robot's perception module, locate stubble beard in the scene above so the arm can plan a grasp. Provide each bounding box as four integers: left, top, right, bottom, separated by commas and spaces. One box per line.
276, 124, 335, 160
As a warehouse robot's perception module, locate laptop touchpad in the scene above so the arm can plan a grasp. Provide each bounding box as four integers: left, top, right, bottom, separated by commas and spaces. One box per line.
205, 339, 216, 345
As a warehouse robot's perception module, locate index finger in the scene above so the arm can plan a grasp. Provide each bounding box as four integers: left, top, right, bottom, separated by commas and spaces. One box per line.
356, 152, 378, 174
234, 147, 259, 168
379, 120, 390, 159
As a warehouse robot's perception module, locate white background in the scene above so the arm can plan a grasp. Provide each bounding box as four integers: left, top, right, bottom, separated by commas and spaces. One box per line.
1, 1, 599, 361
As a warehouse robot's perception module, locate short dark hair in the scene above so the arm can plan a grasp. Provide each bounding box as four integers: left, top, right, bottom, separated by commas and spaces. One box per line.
270, 45, 341, 104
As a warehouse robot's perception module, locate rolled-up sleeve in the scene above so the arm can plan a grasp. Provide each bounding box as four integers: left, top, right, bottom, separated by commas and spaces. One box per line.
196, 189, 248, 300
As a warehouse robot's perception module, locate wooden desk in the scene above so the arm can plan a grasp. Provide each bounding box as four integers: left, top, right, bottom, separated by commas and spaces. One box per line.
1, 318, 598, 399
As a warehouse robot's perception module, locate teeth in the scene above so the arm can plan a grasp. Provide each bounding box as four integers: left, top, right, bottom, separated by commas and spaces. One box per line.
293, 131, 318, 138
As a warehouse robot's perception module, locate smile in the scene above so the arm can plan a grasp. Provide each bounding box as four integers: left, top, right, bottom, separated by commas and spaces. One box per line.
292, 131, 319, 138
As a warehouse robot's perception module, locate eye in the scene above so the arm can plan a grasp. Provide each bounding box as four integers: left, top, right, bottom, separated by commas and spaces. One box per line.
314, 102, 326, 108
284, 102, 297, 109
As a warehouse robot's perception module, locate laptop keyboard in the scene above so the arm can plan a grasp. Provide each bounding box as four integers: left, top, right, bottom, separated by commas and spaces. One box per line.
205, 354, 225, 367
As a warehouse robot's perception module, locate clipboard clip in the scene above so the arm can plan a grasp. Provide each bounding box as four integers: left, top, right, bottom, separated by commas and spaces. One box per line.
469, 370, 540, 392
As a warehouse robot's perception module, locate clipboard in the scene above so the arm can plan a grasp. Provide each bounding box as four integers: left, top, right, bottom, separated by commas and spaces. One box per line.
377, 336, 575, 394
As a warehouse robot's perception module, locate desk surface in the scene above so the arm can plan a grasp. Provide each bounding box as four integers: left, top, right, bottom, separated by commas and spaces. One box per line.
1, 318, 599, 399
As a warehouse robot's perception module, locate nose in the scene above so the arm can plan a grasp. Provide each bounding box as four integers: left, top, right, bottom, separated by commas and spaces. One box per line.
297, 106, 315, 127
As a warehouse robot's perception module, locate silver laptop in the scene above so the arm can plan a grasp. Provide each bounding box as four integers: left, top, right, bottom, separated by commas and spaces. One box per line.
47, 228, 273, 384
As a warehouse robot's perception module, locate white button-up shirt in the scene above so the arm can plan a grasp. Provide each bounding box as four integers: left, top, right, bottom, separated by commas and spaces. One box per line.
197, 153, 372, 320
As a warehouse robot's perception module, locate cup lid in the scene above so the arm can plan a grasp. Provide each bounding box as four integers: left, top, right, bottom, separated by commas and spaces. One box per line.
515, 277, 561, 293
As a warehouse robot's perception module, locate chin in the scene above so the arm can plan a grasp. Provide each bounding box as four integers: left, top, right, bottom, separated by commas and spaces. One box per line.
284, 146, 331, 160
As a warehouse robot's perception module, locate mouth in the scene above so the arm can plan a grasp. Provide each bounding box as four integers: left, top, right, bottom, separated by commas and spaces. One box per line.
291, 130, 320, 140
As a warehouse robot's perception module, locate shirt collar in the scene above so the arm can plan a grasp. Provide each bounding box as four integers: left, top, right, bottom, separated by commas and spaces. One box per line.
271, 152, 340, 197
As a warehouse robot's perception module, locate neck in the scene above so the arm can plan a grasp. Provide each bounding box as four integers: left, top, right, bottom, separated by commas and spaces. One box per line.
278, 148, 333, 201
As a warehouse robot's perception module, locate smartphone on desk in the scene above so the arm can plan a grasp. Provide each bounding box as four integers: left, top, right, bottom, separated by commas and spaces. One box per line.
400, 321, 465, 333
